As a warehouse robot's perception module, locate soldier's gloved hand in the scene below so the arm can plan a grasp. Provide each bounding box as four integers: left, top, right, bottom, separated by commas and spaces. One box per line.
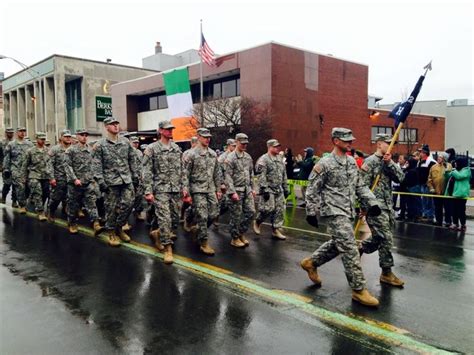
263, 192, 270, 201
3, 171, 11, 179
368, 205, 382, 217
306, 215, 319, 228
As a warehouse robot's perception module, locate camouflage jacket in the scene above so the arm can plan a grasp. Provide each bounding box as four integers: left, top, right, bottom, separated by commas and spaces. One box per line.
64, 143, 96, 184
183, 146, 221, 193
3, 139, 34, 178
24, 146, 53, 180
142, 141, 186, 194
224, 150, 255, 194
93, 136, 139, 187
49, 144, 69, 181
360, 153, 405, 210
0, 138, 14, 171
306, 152, 379, 218
133, 148, 144, 165
217, 150, 231, 177
255, 153, 289, 195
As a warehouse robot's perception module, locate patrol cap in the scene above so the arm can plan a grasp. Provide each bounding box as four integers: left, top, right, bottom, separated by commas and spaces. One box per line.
266, 139, 281, 147
45, 139, 51, 145
374, 133, 394, 143
130, 136, 139, 143
235, 133, 249, 144
5, 127, 15, 133
226, 138, 236, 146
197, 128, 212, 138
158, 120, 175, 129
36, 132, 47, 140
75, 129, 89, 135
103, 117, 120, 125
190, 136, 198, 144
331, 127, 355, 141
16, 127, 27, 132
60, 129, 72, 137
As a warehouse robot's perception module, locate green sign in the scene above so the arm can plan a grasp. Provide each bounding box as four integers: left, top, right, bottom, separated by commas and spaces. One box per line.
96, 96, 112, 122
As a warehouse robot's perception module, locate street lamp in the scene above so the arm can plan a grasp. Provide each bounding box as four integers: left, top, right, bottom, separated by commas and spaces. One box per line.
0, 55, 41, 78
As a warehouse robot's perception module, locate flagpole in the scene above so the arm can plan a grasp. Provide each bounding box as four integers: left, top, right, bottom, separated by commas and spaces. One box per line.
199, 19, 204, 126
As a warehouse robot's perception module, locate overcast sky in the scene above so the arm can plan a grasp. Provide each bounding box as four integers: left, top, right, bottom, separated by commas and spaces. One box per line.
1, 0, 472, 104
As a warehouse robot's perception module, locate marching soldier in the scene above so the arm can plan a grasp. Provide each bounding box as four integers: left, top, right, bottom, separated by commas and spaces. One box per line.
183, 128, 222, 255
254, 139, 289, 240
181, 136, 198, 232
224, 133, 256, 248
2, 127, 33, 213
93, 117, 139, 247
143, 121, 188, 264
300, 128, 382, 307
215, 138, 236, 225
359, 133, 405, 287
1, 127, 16, 204
24, 132, 53, 221
48, 129, 72, 220
130, 136, 147, 222
64, 129, 103, 235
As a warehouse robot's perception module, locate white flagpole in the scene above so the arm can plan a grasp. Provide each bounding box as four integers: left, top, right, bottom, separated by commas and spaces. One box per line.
199, 19, 204, 125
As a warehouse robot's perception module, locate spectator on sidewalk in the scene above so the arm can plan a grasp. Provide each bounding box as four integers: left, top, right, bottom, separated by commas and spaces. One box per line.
284, 148, 295, 179
417, 145, 436, 222
296, 147, 316, 201
445, 148, 456, 165
427, 152, 452, 226
445, 157, 471, 232
399, 158, 422, 221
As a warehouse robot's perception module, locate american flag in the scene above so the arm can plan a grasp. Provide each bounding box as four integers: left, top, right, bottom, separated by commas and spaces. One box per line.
199, 33, 216, 67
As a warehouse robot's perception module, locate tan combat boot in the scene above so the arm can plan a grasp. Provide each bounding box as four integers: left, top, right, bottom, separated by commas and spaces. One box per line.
239, 235, 250, 247
117, 229, 131, 243
230, 238, 246, 248
170, 231, 177, 240
253, 220, 261, 235
183, 219, 194, 232
38, 212, 47, 222
200, 240, 215, 256
92, 220, 103, 236
300, 258, 322, 285
149, 229, 164, 251
352, 289, 379, 307
163, 245, 174, 265
380, 272, 405, 287
106, 230, 121, 247
136, 211, 146, 221
18, 207, 27, 214
272, 228, 287, 240
69, 224, 79, 234
122, 222, 132, 231
78, 210, 85, 218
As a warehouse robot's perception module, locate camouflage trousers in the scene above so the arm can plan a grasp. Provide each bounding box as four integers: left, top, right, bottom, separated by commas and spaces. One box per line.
311, 215, 366, 290
255, 192, 285, 229
48, 180, 68, 214
28, 178, 50, 212
229, 191, 255, 238
12, 174, 28, 207
104, 183, 135, 231
151, 192, 181, 245
363, 209, 395, 269
192, 192, 219, 242
2, 171, 16, 202
67, 183, 99, 224
133, 183, 147, 213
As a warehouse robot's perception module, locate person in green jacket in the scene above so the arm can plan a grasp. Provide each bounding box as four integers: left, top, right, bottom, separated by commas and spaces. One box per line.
445, 157, 471, 231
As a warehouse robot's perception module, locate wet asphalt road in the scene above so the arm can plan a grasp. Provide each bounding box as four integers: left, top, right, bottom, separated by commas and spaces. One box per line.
1, 203, 473, 354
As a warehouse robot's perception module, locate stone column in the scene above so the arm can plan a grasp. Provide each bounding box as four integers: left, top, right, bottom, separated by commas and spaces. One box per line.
44, 77, 55, 141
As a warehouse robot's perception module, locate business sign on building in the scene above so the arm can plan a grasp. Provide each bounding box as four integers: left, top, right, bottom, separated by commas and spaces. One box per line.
96, 96, 112, 122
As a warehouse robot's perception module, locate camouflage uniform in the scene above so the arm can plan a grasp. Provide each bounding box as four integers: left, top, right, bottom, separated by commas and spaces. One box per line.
224, 148, 256, 239
217, 141, 235, 213
1, 132, 16, 203
255, 151, 289, 229
181, 146, 196, 226
24, 144, 53, 212
131, 146, 147, 214
143, 140, 186, 245
183, 145, 221, 242
48, 143, 70, 214
3, 138, 34, 208
359, 150, 405, 269
64, 142, 99, 224
93, 136, 139, 232
306, 150, 379, 291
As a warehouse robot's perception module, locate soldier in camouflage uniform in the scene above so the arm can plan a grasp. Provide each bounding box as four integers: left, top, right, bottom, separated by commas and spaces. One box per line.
48, 129, 72, 220
130, 136, 147, 222
359, 133, 405, 287
143, 121, 189, 264
224, 133, 256, 248
181, 136, 198, 232
214, 138, 236, 227
300, 127, 382, 307
24, 132, 53, 220
64, 129, 103, 235
2, 127, 34, 213
93, 117, 139, 247
1, 128, 16, 204
183, 128, 222, 255
254, 139, 289, 240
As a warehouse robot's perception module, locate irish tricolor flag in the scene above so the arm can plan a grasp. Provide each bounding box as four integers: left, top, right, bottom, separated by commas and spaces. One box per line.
163, 68, 197, 141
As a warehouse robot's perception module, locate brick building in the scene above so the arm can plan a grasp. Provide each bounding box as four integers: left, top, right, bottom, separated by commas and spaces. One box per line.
112, 42, 445, 157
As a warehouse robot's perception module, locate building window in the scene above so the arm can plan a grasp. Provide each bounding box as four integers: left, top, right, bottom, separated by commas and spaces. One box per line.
222, 79, 237, 98
371, 126, 393, 141
213, 83, 221, 99
399, 128, 418, 143
149, 96, 158, 111
65, 78, 83, 132
158, 95, 168, 109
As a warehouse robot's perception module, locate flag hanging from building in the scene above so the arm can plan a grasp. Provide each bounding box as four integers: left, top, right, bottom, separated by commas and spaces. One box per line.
388, 61, 432, 127
163, 68, 197, 141
199, 33, 216, 67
